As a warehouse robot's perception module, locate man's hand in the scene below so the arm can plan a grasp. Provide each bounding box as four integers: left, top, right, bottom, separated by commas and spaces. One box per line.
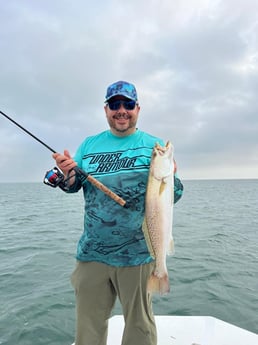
52, 150, 77, 176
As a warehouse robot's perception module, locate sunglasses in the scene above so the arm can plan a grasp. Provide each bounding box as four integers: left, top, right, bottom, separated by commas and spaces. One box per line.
107, 100, 137, 111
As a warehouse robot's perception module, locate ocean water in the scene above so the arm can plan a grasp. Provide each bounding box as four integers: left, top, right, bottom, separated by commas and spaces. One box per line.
0, 179, 257, 345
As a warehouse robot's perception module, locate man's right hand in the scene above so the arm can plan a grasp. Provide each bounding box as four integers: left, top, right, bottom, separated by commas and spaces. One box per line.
52, 149, 77, 176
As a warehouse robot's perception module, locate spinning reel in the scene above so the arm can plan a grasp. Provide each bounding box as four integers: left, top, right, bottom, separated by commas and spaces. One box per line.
43, 167, 68, 191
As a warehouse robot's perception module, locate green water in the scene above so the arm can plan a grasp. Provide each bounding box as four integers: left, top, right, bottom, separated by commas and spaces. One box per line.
0, 179, 257, 344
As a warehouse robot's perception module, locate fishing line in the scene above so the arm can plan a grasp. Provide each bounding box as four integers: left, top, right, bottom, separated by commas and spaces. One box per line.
0, 110, 127, 207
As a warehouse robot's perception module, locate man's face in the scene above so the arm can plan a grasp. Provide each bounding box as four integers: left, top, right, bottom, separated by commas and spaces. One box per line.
104, 96, 140, 136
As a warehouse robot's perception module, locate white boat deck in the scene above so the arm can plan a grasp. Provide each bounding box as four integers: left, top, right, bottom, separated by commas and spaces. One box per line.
72, 315, 258, 345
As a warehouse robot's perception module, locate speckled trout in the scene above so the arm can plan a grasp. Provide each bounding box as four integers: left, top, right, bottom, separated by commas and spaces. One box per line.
143, 141, 174, 295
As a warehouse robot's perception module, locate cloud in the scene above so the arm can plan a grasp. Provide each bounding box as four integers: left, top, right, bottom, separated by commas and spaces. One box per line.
0, 0, 258, 182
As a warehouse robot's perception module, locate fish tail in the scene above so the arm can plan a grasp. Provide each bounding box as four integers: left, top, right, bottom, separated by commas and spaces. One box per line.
147, 273, 170, 295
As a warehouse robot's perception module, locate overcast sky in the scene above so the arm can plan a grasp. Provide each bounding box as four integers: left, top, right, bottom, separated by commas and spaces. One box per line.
0, 0, 257, 182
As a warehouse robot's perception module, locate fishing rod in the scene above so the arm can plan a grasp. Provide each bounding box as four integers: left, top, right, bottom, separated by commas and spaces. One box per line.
0, 110, 127, 207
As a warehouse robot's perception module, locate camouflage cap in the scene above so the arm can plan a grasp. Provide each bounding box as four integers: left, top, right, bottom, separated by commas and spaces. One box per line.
105, 81, 138, 102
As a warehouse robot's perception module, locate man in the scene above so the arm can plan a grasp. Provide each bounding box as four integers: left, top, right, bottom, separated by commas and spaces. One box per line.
52, 81, 183, 345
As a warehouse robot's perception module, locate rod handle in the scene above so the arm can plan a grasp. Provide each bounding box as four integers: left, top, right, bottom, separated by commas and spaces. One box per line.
86, 174, 127, 207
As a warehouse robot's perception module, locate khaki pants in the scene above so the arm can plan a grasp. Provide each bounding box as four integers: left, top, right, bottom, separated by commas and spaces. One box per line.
71, 261, 157, 345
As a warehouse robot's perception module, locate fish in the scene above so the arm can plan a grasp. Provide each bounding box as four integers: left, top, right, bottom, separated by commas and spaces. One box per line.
143, 141, 174, 295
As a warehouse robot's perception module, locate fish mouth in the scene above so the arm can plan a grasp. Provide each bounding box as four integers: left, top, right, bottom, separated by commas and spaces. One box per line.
156, 141, 171, 149
153, 141, 172, 156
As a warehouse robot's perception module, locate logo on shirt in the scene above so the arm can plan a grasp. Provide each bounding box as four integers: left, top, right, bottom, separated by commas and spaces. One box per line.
83, 150, 149, 175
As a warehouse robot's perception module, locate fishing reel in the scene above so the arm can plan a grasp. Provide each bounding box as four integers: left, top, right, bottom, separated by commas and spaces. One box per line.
44, 166, 88, 191
44, 167, 69, 191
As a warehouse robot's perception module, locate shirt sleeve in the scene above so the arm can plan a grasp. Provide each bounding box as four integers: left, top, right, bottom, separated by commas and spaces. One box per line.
64, 172, 82, 193
174, 174, 184, 204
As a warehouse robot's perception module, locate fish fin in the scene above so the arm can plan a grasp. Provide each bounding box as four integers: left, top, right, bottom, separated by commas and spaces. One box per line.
167, 237, 175, 256
159, 181, 166, 195
147, 273, 170, 295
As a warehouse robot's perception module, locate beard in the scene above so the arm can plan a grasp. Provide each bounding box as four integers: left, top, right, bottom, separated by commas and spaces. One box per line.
107, 116, 137, 134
